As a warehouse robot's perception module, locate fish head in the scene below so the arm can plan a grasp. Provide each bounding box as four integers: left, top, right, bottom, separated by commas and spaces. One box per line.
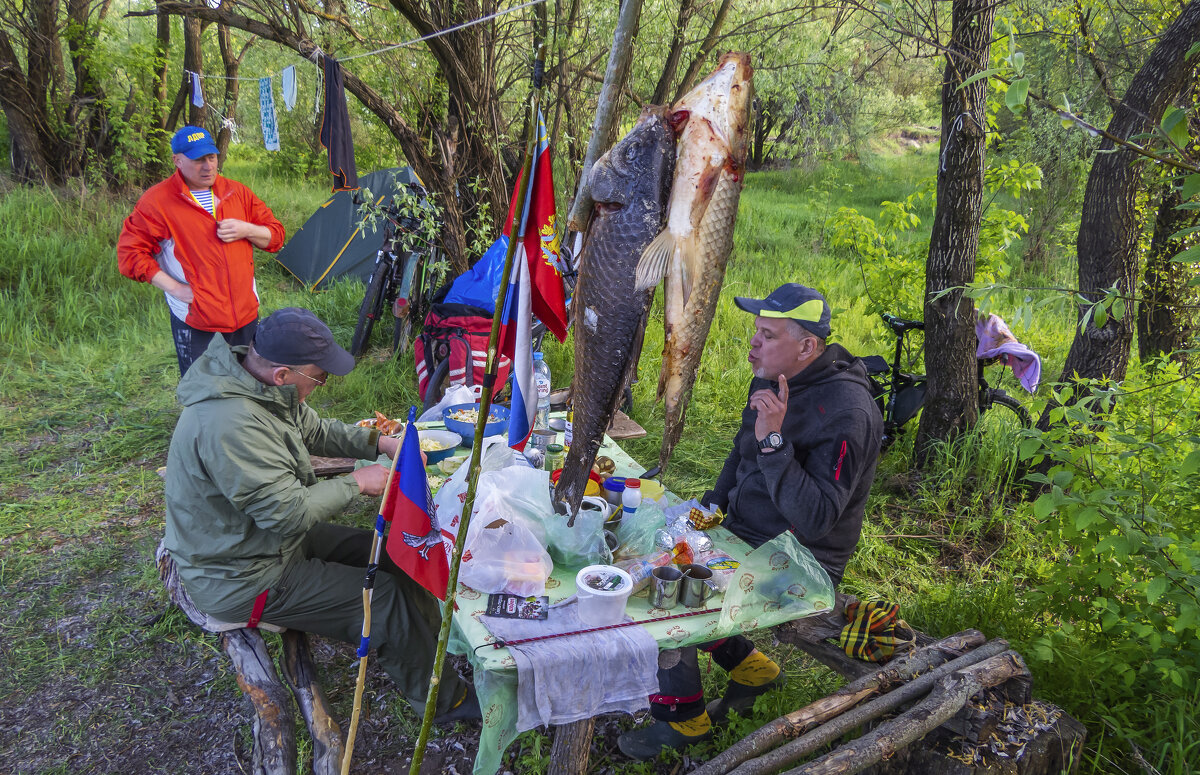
671, 52, 753, 167
588, 106, 676, 217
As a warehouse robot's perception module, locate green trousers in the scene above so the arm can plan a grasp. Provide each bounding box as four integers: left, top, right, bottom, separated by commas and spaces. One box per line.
207, 522, 465, 716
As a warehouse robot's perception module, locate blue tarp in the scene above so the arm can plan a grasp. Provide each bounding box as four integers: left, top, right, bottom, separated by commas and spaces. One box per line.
442, 235, 509, 313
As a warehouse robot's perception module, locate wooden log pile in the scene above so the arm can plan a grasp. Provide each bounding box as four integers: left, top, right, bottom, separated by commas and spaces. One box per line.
708, 594, 1089, 775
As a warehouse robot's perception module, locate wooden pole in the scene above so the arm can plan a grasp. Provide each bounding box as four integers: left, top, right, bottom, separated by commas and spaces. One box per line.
564, 0, 645, 234
341, 413, 411, 774
408, 43, 548, 775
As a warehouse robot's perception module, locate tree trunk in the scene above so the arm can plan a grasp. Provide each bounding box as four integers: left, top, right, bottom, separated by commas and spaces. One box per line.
1138, 183, 1199, 364
152, 0, 172, 129
1047, 0, 1200, 410
548, 717, 595, 775
183, 16, 208, 128
914, 0, 996, 466
672, 0, 735, 100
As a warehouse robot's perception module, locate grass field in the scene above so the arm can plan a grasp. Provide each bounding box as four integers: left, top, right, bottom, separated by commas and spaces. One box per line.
1, 149, 1195, 774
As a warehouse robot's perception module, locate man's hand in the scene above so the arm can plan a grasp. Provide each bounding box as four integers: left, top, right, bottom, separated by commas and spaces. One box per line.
750, 373, 789, 440
216, 218, 272, 248
377, 435, 400, 459
149, 270, 194, 303
352, 464, 389, 496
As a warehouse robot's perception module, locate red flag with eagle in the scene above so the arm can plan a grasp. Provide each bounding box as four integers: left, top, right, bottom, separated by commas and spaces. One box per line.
383, 413, 453, 600
503, 110, 568, 343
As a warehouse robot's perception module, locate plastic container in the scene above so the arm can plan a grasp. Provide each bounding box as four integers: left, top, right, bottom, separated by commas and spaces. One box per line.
442, 403, 509, 442
615, 551, 673, 593
546, 443, 565, 472
575, 565, 633, 625
533, 352, 552, 430
602, 476, 627, 508
622, 478, 642, 515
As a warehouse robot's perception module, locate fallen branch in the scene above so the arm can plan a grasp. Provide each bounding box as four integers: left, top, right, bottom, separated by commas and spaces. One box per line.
693, 630, 985, 775
784, 651, 1030, 775
726, 639, 1011, 775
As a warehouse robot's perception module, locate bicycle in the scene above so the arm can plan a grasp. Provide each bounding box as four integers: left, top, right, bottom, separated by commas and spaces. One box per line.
863, 313, 1032, 451
349, 184, 446, 359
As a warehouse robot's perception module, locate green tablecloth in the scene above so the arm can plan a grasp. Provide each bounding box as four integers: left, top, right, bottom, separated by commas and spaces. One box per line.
423, 425, 834, 775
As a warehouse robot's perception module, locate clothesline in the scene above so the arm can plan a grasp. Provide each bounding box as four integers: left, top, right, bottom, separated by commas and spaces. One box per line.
184, 0, 546, 80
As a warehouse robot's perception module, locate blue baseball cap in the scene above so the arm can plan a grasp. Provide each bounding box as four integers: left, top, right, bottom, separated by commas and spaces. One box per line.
171, 126, 219, 159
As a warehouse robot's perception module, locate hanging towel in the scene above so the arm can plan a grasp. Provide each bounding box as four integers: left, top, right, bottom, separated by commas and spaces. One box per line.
975, 313, 1042, 393
482, 597, 658, 732
190, 71, 204, 108
258, 77, 280, 152
281, 65, 297, 111
318, 56, 358, 190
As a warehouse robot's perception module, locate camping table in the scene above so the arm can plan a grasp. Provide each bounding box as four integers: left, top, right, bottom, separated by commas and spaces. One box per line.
421, 427, 834, 775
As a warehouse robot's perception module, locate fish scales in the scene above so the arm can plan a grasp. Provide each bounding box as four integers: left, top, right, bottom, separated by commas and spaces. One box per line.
554, 108, 676, 516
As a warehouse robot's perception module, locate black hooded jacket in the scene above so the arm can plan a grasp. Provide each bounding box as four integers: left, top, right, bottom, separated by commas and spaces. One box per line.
704, 343, 883, 585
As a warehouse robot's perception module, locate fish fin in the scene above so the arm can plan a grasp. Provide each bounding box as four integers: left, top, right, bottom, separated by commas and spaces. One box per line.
635, 230, 675, 291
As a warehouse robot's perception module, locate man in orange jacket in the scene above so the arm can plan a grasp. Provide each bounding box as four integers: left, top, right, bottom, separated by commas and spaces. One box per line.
118, 126, 286, 375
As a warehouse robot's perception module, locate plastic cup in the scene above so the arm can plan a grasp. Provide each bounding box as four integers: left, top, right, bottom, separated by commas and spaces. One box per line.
575, 565, 633, 625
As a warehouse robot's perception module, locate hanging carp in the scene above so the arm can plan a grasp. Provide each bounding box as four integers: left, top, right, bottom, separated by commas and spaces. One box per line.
554, 108, 676, 517
635, 52, 754, 472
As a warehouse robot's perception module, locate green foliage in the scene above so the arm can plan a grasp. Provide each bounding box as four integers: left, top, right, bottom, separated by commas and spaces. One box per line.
825, 161, 1040, 319
1020, 366, 1200, 719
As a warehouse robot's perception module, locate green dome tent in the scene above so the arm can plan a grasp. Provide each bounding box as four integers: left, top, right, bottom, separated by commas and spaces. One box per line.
273, 166, 425, 289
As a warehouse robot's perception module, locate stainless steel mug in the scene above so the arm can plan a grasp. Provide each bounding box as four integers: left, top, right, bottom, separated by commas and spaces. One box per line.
679, 564, 713, 608
649, 566, 683, 610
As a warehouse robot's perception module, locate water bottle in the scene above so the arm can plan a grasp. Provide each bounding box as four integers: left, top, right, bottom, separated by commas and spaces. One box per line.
533, 352, 552, 430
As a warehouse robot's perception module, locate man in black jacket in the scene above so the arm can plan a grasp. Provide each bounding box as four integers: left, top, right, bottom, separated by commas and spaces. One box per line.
619, 284, 883, 760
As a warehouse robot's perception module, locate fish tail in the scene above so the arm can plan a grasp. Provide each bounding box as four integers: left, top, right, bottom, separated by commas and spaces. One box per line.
635, 230, 675, 291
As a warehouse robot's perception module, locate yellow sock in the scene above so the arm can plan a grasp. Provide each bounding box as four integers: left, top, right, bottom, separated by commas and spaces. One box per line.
729, 649, 780, 687
669, 711, 712, 737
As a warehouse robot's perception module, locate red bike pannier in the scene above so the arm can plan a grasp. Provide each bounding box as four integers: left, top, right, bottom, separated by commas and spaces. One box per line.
415, 303, 511, 401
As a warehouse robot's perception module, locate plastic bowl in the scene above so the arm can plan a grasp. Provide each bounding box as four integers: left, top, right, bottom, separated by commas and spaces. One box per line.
442, 403, 510, 443
418, 429, 462, 465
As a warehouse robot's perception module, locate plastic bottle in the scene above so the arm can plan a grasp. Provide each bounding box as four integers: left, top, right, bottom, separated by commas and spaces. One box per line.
622, 478, 642, 516
532, 352, 552, 430
563, 405, 573, 450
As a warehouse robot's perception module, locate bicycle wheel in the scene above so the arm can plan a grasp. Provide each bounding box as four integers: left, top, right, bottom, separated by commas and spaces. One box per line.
981, 389, 1032, 428
350, 260, 389, 357
421, 357, 451, 412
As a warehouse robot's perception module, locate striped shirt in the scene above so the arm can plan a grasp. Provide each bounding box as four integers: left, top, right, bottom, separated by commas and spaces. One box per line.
190, 189, 215, 217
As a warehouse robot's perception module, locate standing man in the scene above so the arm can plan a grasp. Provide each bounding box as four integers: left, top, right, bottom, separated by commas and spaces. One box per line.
118, 125, 286, 376
618, 284, 883, 759
165, 307, 478, 722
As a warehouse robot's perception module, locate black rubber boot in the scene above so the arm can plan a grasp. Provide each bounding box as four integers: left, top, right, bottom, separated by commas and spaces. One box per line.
705, 673, 786, 723
617, 720, 712, 760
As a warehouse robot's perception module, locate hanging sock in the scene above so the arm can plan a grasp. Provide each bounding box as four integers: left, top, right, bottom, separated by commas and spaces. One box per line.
319, 56, 358, 191
281, 65, 297, 111
191, 71, 204, 108
258, 77, 280, 151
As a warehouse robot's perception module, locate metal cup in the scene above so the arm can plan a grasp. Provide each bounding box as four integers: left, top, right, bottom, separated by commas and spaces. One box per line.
649, 566, 682, 610
529, 429, 555, 453
679, 564, 713, 608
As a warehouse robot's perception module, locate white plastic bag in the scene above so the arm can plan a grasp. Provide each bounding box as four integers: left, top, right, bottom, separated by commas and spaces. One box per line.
459, 468, 555, 596
431, 436, 519, 535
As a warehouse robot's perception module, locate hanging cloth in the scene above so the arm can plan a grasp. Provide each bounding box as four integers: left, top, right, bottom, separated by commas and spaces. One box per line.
258, 77, 280, 152
318, 56, 358, 191
281, 65, 297, 111
190, 71, 205, 108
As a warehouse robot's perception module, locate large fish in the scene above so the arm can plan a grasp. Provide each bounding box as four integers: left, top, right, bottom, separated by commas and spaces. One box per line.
635, 52, 753, 471
554, 107, 676, 517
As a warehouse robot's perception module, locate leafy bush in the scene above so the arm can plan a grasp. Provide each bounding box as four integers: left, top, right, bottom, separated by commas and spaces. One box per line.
1020, 363, 1200, 758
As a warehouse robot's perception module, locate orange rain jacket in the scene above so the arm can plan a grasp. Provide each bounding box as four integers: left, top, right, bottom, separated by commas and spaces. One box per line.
117, 171, 286, 332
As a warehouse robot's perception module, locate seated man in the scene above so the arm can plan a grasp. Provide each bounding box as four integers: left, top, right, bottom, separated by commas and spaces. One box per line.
619, 284, 882, 759
164, 307, 478, 722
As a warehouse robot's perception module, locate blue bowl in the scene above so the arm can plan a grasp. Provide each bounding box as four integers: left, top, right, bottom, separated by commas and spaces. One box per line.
418, 429, 462, 464
442, 403, 510, 443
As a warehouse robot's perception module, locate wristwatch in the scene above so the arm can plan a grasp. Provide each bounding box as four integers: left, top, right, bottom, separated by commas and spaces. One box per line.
758, 431, 785, 454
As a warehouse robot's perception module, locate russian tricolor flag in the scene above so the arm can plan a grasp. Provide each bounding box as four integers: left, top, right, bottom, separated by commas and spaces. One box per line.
502, 247, 535, 451
383, 408, 452, 599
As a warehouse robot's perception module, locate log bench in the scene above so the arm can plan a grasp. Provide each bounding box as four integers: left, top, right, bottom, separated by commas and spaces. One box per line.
156, 542, 344, 775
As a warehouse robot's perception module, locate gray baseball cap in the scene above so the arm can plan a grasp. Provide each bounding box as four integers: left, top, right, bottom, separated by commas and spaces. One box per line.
255, 308, 356, 375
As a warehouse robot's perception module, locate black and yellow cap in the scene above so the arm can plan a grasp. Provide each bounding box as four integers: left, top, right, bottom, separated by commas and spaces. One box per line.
734, 284, 831, 339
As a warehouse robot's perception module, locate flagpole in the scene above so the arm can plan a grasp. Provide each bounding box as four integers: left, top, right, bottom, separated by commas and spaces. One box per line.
341, 408, 413, 775
408, 43, 547, 775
